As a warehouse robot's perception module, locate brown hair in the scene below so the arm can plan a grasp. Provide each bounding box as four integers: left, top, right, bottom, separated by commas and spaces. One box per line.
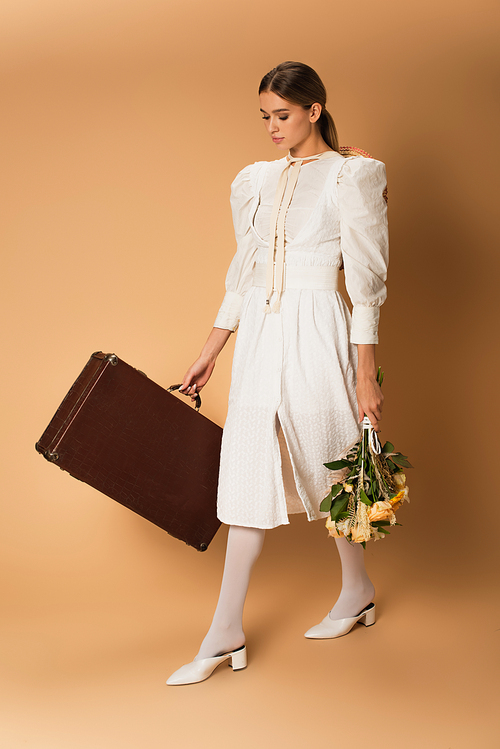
259, 61, 339, 151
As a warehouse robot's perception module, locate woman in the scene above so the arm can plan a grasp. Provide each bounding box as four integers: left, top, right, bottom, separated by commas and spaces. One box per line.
167, 61, 388, 686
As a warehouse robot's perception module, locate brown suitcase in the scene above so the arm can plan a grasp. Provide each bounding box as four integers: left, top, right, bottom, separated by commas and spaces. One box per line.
35, 351, 222, 551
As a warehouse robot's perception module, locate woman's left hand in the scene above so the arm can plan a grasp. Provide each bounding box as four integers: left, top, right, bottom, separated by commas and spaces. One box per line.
356, 373, 384, 432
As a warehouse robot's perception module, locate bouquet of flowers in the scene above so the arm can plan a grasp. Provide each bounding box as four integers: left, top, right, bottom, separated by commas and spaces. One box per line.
320, 368, 412, 546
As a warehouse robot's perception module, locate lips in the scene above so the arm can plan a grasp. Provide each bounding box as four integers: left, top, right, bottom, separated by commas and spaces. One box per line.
272, 137, 284, 143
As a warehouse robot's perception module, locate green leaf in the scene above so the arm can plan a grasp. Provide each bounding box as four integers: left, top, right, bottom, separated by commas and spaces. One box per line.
330, 494, 350, 521
376, 366, 384, 387
359, 489, 372, 506
320, 483, 344, 512
337, 511, 350, 519
319, 493, 333, 512
372, 520, 392, 527
324, 460, 352, 471
382, 441, 394, 454
391, 455, 413, 468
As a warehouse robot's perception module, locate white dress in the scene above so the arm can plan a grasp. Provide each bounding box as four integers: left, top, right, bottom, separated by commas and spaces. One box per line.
213, 152, 389, 529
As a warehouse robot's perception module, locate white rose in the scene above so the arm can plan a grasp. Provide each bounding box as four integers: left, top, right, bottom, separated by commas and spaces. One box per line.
393, 473, 406, 489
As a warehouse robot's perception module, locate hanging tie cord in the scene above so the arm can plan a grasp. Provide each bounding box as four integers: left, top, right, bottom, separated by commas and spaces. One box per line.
264, 150, 338, 314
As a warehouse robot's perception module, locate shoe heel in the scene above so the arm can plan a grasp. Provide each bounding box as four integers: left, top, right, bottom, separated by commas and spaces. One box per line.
229, 647, 247, 670
360, 604, 376, 626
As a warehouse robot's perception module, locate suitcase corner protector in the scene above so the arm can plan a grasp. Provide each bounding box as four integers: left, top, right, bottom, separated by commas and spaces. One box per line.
35, 442, 60, 462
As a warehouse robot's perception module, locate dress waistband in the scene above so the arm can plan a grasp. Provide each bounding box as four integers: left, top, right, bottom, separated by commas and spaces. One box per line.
252, 262, 339, 291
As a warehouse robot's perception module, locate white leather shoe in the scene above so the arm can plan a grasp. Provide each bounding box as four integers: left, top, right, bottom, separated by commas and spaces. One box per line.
166, 645, 247, 686
304, 602, 376, 639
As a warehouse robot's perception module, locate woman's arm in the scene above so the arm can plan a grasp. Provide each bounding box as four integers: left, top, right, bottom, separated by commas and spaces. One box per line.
356, 343, 383, 432
179, 327, 232, 401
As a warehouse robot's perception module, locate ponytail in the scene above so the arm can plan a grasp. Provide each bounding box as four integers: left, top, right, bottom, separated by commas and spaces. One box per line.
318, 109, 339, 152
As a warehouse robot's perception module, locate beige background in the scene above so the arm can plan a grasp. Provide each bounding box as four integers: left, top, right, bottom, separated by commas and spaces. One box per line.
1, 0, 499, 746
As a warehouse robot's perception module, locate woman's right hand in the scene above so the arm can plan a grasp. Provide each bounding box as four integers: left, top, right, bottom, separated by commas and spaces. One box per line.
178, 327, 233, 401
178, 355, 216, 401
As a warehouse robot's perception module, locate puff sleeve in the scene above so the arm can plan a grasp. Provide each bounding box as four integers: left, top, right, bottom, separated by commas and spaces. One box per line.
337, 156, 389, 344
213, 163, 263, 331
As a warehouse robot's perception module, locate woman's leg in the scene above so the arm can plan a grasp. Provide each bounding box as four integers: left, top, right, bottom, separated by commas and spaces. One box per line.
329, 537, 375, 620
195, 524, 265, 661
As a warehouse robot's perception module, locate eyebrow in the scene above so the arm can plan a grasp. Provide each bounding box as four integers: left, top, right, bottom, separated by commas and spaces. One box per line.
259, 108, 290, 114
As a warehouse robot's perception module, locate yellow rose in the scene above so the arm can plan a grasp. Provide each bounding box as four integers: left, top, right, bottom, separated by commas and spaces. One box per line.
343, 483, 354, 493
390, 486, 409, 511
326, 517, 344, 538
368, 500, 394, 522
350, 524, 372, 543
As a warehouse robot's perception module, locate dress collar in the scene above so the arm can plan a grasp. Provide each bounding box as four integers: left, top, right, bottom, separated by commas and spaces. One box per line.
286, 150, 338, 164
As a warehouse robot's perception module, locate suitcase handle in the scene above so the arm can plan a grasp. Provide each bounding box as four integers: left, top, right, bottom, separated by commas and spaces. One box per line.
167, 384, 202, 412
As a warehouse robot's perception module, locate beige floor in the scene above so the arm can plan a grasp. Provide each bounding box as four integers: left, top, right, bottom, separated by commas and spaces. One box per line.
1, 510, 498, 749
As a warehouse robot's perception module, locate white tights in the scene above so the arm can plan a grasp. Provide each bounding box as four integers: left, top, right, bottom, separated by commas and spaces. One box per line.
328, 536, 375, 620
195, 525, 265, 661
194, 524, 374, 661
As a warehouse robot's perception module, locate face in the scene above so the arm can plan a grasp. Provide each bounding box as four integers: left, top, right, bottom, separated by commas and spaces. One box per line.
259, 90, 321, 153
